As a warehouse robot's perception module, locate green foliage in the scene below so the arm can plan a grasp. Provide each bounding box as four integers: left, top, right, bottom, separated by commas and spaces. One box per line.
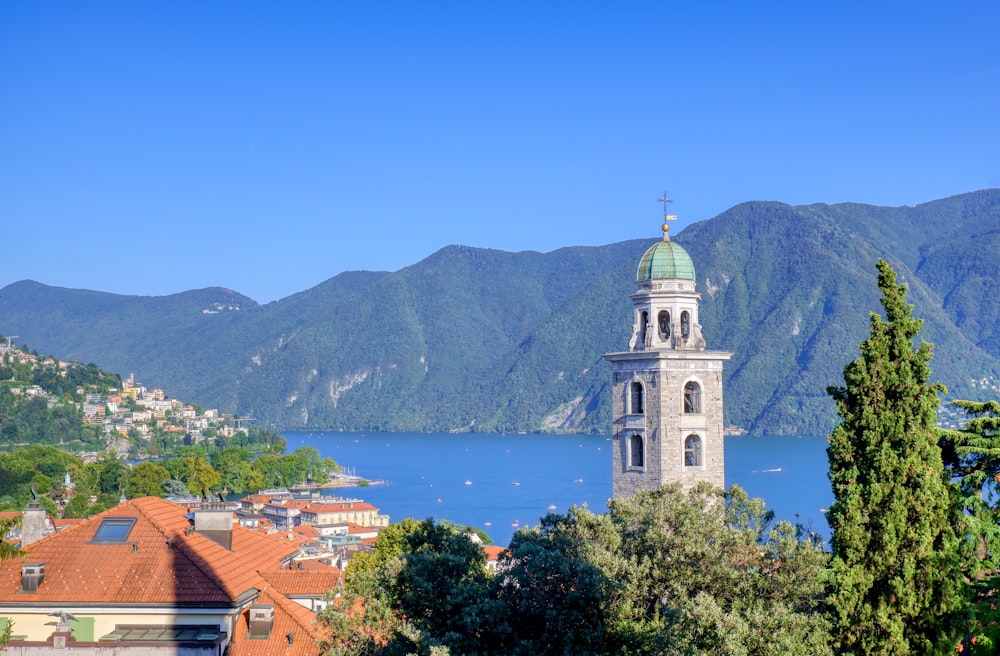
124, 461, 170, 498
384, 519, 489, 653
162, 479, 189, 497
97, 456, 128, 495
0, 515, 22, 561
594, 484, 831, 656
182, 456, 220, 496
346, 518, 421, 580
938, 399, 1000, 653
826, 260, 969, 655
939, 399, 1000, 571
0, 349, 118, 450
323, 487, 829, 655
493, 509, 607, 655
328, 518, 488, 655
317, 564, 409, 656
0, 446, 82, 508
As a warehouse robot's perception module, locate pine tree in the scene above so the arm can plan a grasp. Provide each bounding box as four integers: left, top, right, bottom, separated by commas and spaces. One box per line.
826, 259, 968, 655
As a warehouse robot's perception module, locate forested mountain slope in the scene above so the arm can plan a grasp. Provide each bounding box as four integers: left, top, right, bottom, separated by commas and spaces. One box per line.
2, 190, 998, 435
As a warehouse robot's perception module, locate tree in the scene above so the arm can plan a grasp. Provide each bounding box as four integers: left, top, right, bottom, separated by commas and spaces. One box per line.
289, 446, 341, 484
212, 446, 256, 494
323, 518, 489, 655
0, 513, 20, 650
826, 259, 968, 654
492, 509, 607, 655
97, 456, 129, 495
162, 479, 189, 497
600, 483, 831, 656
250, 452, 285, 488
939, 399, 1000, 572
0, 515, 21, 560
346, 518, 421, 580
183, 457, 221, 497
124, 461, 171, 498
384, 519, 489, 653
317, 562, 412, 656
939, 399, 1000, 654
61, 493, 91, 519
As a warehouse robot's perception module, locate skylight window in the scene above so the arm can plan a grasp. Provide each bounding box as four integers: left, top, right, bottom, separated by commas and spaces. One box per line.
91, 517, 136, 542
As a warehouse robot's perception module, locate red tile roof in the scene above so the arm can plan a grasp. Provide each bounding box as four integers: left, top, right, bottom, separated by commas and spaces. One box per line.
483, 545, 507, 562
259, 569, 343, 596
293, 559, 340, 572
0, 497, 332, 655
230, 586, 324, 656
0, 497, 294, 604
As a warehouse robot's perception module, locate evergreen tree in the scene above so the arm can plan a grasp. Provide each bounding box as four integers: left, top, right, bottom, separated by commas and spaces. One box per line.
826, 259, 968, 654
939, 399, 1000, 654
939, 399, 1000, 573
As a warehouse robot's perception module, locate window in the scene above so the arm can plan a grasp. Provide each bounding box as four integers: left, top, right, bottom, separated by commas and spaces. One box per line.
630, 382, 644, 415
629, 434, 644, 467
684, 435, 703, 467
657, 310, 671, 339
91, 517, 136, 542
681, 311, 690, 340
683, 381, 702, 414
638, 311, 649, 347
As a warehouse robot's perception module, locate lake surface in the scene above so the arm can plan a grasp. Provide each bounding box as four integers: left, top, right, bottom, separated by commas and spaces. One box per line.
285, 431, 833, 547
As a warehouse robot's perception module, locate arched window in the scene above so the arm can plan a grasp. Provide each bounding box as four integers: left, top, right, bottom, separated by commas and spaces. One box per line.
657, 310, 671, 340
630, 434, 644, 467
684, 434, 703, 467
630, 382, 644, 415
683, 381, 702, 414
638, 311, 649, 347
681, 311, 690, 340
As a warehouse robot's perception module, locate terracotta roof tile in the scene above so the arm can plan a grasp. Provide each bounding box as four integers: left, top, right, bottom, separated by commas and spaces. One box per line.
230, 586, 323, 656
0, 497, 327, 654
0, 497, 297, 605
483, 545, 507, 561
259, 569, 343, 596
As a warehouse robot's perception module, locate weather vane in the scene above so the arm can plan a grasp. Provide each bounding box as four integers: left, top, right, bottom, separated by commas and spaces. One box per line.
658, 192, 677, 240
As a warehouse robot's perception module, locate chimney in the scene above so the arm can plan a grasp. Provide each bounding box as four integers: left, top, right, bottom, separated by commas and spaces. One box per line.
21, 496, 48, 546
20, 562, 44, 593
194, 503, 234, 550
248, 605, 275, 639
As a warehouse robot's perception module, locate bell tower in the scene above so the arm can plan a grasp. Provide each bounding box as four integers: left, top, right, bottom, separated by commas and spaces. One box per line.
605, 196, 732, 498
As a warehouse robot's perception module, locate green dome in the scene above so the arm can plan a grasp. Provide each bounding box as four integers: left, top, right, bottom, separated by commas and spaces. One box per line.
636, 239, 696, 282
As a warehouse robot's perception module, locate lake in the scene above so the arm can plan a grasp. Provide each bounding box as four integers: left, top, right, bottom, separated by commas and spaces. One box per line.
285, 431, 833, 547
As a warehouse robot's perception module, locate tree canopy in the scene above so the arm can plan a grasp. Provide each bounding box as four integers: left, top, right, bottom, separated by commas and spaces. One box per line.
826, 259, 968, 654
320, 484, 831, 655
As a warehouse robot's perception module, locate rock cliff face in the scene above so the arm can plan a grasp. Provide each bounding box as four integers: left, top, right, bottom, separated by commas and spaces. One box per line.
2, 190, 999, 435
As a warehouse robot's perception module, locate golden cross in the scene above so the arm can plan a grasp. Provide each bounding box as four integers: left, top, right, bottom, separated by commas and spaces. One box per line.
658, 192, 677, 222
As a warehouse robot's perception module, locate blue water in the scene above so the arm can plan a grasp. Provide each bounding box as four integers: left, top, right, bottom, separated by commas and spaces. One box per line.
285, 431, 833, 547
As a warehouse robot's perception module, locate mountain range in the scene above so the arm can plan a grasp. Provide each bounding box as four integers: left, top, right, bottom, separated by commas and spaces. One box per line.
2, 189, 998, 436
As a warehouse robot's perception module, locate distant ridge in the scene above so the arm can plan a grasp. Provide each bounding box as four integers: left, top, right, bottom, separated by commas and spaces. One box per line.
2, 190, 998, 435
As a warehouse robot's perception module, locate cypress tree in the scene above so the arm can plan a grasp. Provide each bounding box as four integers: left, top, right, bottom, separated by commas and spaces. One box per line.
826, 259, 968, 655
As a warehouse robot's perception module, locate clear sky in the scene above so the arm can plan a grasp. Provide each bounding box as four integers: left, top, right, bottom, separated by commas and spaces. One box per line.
2, 2, 998, 303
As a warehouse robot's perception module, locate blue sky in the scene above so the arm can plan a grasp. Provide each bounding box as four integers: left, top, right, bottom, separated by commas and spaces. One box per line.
2, 2, 998, 303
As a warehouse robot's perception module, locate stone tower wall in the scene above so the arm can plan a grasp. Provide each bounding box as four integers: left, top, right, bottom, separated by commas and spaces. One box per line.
609, 354, 727, 498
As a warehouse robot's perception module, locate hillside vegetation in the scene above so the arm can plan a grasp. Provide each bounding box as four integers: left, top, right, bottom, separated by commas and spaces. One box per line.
2, 190, 998, 435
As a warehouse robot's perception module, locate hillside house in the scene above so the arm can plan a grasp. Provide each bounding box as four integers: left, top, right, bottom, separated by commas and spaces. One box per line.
0, 497, 333, 655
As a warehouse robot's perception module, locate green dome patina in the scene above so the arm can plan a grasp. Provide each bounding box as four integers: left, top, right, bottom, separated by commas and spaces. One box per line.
636, 238, 695, 282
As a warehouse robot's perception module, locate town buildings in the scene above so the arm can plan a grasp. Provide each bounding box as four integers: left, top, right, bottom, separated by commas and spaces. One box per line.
0, 496, 337, 655
239, 491, 389, 531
